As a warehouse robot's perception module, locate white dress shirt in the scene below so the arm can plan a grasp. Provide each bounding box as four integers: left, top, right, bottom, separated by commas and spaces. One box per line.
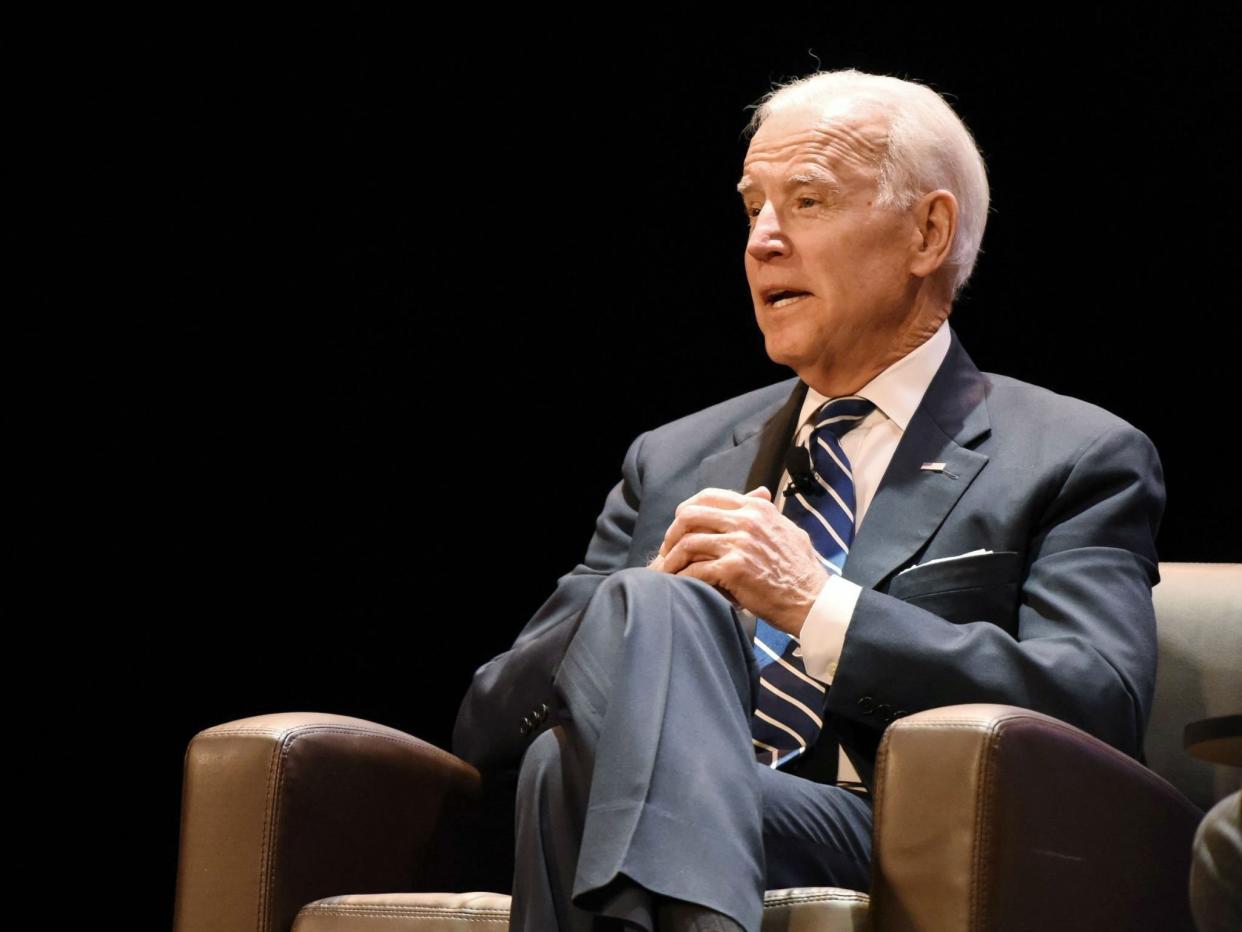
742, 319, 952, 687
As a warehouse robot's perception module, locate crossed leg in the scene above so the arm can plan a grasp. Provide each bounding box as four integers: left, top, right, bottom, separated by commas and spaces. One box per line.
510, 568, 872, 932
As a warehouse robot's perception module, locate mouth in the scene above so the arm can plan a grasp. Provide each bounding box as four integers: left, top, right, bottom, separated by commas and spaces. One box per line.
763, 289, 812, 309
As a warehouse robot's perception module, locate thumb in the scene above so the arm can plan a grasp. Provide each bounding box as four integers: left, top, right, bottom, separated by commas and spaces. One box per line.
747, 485, 772, 500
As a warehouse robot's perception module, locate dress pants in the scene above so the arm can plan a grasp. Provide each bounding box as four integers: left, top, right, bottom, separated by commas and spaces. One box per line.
511, 567, 873, 932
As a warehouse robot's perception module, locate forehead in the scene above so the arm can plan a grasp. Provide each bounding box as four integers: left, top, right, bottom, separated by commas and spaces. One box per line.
739, 100, 889, 193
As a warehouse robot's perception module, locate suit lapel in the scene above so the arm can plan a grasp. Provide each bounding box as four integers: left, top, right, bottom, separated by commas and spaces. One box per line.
695, 378, 808, 496
843, 326, 992, 589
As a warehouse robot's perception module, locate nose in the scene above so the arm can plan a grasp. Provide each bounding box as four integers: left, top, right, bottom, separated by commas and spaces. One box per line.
746, 202, 789, 262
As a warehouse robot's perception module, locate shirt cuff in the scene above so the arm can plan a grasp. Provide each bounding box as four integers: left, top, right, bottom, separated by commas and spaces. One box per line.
797, 574, 863, 685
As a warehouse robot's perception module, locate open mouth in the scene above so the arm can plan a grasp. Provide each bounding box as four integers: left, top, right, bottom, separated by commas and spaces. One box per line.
766, 290, 811, 308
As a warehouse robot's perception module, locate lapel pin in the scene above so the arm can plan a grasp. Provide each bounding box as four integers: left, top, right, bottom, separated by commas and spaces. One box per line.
921, 462, 959, 479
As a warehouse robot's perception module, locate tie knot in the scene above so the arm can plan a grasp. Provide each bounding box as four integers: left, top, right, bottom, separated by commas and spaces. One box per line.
811, 396, 877, 441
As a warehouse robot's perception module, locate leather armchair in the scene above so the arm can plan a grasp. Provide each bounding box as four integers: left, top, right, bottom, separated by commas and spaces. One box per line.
173, 563, 1241, 931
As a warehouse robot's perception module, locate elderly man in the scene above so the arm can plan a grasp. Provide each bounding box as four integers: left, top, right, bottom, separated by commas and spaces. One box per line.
453, 69, 1165, 932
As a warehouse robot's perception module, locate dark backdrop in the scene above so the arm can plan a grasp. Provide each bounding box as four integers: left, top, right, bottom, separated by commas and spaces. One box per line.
17, 8, 1240, 926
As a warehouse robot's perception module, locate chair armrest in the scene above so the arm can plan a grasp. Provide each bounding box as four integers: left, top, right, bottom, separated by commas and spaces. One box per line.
869, 703, 1203, 932
173, 712, 484, 932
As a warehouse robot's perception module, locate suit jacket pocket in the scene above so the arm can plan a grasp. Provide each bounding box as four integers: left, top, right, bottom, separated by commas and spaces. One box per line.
886, 550, 1022, 635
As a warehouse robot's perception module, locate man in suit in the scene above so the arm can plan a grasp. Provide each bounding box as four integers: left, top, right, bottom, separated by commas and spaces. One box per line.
452, 69, 1165, 931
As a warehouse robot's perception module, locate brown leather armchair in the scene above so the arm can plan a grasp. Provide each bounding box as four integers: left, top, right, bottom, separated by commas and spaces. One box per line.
173, 563, 1241, 931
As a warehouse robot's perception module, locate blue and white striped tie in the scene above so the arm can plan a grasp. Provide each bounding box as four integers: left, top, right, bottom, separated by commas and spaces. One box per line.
751, 395, 876, 768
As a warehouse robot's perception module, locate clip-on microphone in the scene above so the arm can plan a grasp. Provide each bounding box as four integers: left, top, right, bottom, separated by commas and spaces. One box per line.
784, 445, 820, 497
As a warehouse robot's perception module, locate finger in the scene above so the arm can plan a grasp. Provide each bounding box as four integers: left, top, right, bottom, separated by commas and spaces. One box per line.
674, 487, 752, 517
675, 556, 739, 606
660, 488, 776, 558
660, 530, 735, 577
661, 532, 725, 576
658, 504, 741, 558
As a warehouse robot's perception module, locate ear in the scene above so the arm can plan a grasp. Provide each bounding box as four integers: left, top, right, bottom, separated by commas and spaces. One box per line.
909, 189, 958, 280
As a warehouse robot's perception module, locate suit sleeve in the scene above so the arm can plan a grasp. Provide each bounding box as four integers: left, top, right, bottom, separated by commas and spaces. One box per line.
451, 430, 649, 772
826, 422, 1166, 759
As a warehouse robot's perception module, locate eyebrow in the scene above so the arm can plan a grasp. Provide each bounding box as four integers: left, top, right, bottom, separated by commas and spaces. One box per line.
736, 167, 838, 197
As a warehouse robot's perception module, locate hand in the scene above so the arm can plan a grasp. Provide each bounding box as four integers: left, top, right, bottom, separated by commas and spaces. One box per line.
646, 486, 828, 636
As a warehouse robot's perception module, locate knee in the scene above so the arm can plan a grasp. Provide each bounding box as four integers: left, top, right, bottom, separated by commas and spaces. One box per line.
583, 569, 746, 667
596, 565, 734, 615
596, 565, 670, 596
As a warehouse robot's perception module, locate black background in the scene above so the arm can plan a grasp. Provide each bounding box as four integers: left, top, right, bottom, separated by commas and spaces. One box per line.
16, 8, 1240, 925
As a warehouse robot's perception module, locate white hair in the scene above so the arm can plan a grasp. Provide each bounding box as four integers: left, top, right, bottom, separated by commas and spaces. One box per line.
745, 69, 990, 301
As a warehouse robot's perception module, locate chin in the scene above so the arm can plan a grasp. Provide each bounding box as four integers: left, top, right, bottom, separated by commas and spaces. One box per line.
760, 337, 805, 372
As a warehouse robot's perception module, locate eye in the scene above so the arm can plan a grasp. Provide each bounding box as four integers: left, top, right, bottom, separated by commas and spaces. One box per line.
797, 196, 818, 208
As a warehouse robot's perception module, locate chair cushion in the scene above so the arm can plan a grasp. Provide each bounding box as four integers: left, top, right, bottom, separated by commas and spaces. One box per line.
292, 888, 870, 930
293, 893, 511, 930
760, 887, 870, 930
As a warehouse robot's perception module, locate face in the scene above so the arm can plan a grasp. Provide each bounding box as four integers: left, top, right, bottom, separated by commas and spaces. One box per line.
738, 100, 921, 388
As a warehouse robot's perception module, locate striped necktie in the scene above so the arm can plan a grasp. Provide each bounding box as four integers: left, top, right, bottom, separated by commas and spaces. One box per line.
750, 395, 876, 769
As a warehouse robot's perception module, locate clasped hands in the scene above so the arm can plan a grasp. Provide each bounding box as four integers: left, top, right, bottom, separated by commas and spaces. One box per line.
646, 486, 829, 637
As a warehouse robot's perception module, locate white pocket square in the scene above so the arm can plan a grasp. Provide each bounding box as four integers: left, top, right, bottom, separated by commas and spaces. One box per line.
896, 549, 994, 576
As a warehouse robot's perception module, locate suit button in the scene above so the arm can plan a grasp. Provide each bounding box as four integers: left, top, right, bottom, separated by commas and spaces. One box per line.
533, 704, 548, 723
894, 709, 910, 720
877, 703, 894, 723
539, 702, 551, 716
519, 715, 533, 736
858, 696, 876, 714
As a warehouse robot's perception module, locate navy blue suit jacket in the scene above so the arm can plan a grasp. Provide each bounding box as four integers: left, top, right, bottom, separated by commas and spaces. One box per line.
453, 325, 1166, 792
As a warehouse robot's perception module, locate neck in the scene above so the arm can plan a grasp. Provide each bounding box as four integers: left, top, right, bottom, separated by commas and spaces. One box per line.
803, 300, 951, 397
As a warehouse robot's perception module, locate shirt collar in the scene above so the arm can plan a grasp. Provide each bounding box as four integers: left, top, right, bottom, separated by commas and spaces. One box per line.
794, 319, 952, 434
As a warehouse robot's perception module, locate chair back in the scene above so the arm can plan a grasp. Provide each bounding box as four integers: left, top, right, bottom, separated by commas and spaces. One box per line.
1147, 562, 1242, 810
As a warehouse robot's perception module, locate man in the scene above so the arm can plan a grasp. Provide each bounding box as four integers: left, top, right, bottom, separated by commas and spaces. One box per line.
453, 69, 1165, 932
